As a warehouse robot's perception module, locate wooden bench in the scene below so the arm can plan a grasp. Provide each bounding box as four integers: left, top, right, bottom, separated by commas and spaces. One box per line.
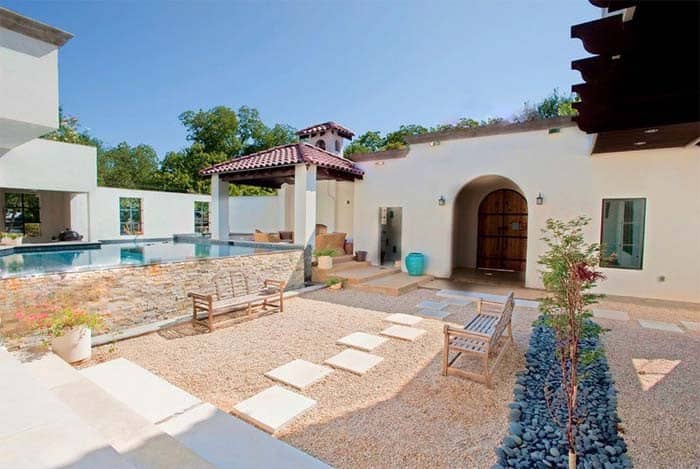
442, 291, 514, 387
187, 271, 286, 332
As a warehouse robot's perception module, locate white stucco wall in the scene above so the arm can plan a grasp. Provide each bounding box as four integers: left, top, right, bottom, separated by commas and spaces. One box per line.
89, 187, 281, 241
353, 126, 700, 302
0, 139, 97, 192
281, 180, 354, 236
0, 26, 59, 150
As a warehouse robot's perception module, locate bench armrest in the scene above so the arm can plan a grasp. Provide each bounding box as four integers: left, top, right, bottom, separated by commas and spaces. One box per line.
264, 279, 286, 291
188, 292, 213, 301
443, 324, 491, 341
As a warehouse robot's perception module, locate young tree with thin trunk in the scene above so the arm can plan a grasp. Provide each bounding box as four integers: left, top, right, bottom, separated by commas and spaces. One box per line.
538, 217, 606, 469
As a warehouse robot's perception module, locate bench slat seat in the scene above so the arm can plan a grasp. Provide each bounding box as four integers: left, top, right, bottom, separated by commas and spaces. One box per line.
442, 291, 515, 388
188, 272, 285, 332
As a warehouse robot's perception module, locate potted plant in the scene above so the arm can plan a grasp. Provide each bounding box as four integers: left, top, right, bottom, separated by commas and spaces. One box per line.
314, 248, 338, 270
1, 232, 23, 246
18, 308, 104, 363
325, 277, 343, 290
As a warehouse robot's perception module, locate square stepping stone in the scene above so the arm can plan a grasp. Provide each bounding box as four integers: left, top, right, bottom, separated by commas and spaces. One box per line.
416, 300, 448, 310
418, 309, 450, 319
681, 321, 700, 332
638, 319, 684, 333
264, 359, 333, 390
384, 313, 422, 326
380, 325, 427, 342
324, 349, 383, 375
232, 385, 316, 434
593, 309, 629, 321
337, 332, 388, 351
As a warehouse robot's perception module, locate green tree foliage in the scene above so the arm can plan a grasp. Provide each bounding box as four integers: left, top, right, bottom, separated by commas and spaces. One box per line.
537, 216, 605, 469
179, 106, 242, 155
515, 88, 579, 122
42, 108, 102, 149
98, 142, 160, 189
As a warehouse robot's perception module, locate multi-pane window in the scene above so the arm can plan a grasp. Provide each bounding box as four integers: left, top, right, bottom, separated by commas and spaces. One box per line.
194, 201, 210, 234
119, 197, 143, 235
600, 198, 646, 269
4, 192, 41, 237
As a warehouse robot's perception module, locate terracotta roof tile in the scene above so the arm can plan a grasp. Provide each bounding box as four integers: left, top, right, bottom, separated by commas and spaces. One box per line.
296, 122, 355, 139
200, 142, 364, 178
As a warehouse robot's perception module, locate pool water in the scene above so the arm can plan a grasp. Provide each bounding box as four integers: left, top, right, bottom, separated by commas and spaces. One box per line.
0, 240, 261, 278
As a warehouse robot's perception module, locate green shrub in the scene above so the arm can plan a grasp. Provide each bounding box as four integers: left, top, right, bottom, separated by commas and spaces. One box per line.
314, 248, 339, 257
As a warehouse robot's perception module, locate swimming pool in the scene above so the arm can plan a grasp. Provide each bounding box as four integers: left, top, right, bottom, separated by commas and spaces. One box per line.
0, 240, 266, 278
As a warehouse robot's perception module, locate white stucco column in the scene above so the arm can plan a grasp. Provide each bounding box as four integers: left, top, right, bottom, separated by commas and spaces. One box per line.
69, 192, 90, 240
294, 164, 317, 248
210, 174, 230, 240
277, 184, 287, 230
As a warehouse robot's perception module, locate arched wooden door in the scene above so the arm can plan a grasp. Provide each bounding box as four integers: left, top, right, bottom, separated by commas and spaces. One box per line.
477, 189, 527, 272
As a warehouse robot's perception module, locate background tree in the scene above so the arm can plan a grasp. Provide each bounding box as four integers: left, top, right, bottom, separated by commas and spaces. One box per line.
538, 216, 605, 469
42, 108, 102, 149
98, 142, 159, 189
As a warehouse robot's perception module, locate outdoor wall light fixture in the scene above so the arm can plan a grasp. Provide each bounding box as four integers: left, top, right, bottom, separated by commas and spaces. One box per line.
536, 193, 544, 205
438, 195, 446, 206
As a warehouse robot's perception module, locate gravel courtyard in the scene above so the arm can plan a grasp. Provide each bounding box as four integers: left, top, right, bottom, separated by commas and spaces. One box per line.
84, 286, 699, 468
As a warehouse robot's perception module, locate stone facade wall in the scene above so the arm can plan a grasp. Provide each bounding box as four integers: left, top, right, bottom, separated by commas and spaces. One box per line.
0, 250, 304, 337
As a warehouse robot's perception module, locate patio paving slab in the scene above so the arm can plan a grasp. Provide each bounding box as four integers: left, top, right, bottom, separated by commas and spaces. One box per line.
442, 297, 474, 307
638, 319, 684, 333
264, 359, 333, 390
232, 385, 316, 434
384, 313, 423, 326
380, 325, 427, 342
680, 321, 700, 331
324, 349, 383, 375
337, 332, 388, 351
161, 402, 329, 468
81, 357, 200, 424
417, 309, 450, 319
593, 309, 630, 321
436, 289, 540, 308
416, 300, 448, 310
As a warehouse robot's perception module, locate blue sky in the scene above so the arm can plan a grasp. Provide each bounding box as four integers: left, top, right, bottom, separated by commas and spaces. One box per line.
6, 1, 596, 157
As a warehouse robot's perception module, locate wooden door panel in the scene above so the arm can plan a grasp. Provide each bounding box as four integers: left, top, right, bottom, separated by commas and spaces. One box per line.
477, 189, 528, 272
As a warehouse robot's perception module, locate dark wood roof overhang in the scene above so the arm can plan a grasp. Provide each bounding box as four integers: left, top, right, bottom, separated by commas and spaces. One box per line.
571, 1, 700, 154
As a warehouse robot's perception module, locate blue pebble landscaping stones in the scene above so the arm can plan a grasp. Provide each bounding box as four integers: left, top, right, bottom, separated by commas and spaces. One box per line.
493, 318, 632, 468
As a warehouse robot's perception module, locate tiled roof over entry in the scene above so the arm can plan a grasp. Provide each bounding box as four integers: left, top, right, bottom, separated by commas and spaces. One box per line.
200, 142, 364, 177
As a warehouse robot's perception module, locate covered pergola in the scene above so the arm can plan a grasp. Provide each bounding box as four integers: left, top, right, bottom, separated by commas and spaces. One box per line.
571, 0, 700, 153
200, 142, 364, 248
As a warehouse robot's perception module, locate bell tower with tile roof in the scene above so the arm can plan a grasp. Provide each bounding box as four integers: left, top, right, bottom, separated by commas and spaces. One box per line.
296, 122, 355, 157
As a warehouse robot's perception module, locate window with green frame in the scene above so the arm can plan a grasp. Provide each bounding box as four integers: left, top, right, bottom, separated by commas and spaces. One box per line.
3, 192, 41, 237
119, 197, 143, 235
194, 201, 210, 234
600, 198, 646, 269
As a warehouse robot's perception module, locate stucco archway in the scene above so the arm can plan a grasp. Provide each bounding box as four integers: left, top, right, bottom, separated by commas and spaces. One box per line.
451, 175, 527, 285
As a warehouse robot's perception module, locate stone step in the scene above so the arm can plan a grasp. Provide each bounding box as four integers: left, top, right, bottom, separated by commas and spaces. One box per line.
334, 265, 401, 285
24, 353, 212, 469
351, 272, 434, 296
312, 260, 371, 283
0, 348, 134, 469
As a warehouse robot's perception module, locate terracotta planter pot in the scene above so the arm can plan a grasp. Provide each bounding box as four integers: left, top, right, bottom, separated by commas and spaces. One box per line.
317, 256, 333, 270
51, 326, 91, 363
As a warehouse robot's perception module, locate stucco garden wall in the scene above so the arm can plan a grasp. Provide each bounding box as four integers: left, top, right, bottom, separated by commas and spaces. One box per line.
0, 249, 304, 337
353, 125, 700, 303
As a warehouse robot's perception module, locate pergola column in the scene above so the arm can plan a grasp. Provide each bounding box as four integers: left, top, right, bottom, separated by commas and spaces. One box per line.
210, 174, 229, 240
294, 164, 317, 249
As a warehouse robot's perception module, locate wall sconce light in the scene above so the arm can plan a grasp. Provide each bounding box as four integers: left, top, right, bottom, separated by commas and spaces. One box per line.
536, 193, 544, 205
438, 195, 446, 206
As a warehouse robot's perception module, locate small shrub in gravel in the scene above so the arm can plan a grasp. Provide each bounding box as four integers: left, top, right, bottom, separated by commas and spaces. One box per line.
493, 319, 631, 469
